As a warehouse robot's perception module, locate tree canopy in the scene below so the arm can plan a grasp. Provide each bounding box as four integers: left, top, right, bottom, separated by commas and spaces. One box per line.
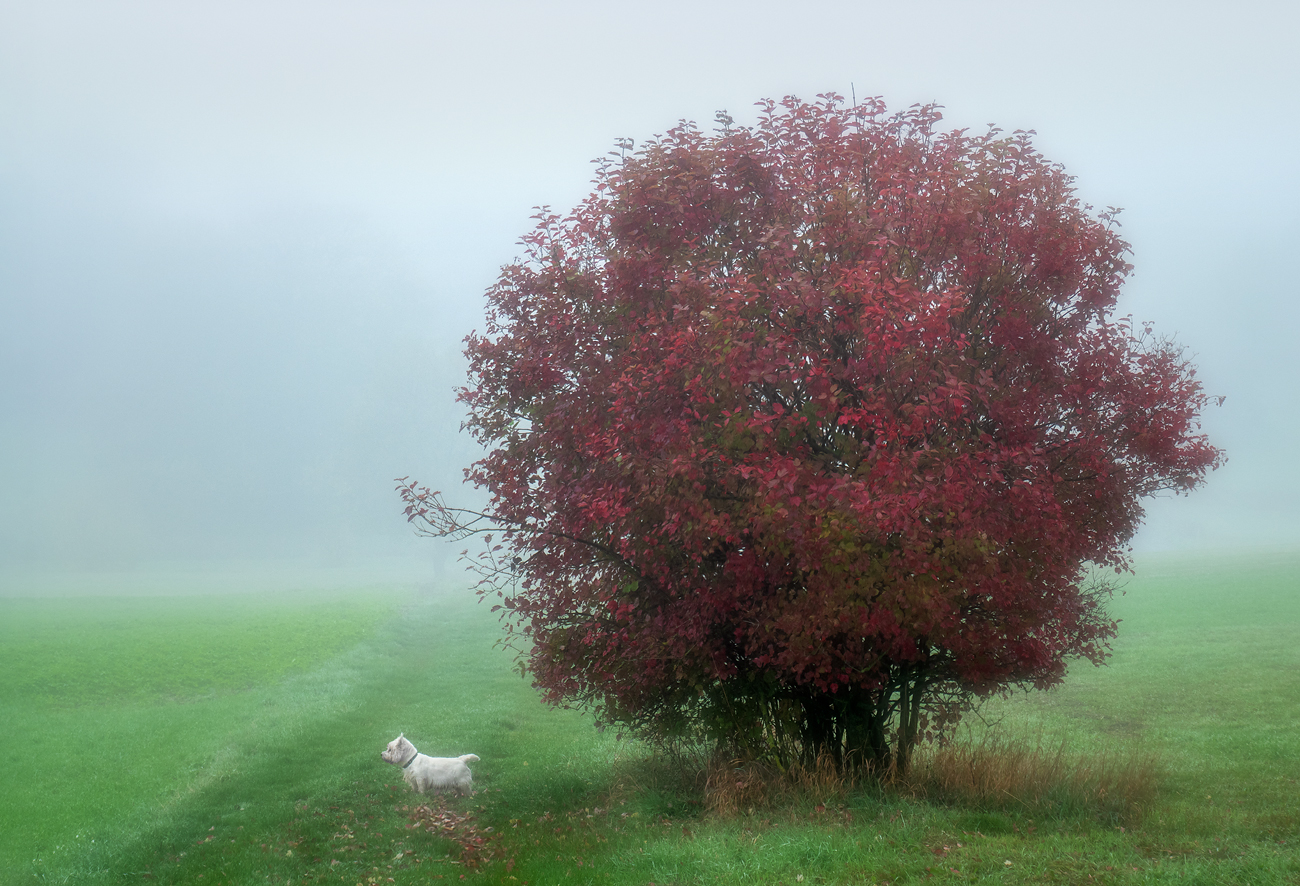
400, 95, 1222, 773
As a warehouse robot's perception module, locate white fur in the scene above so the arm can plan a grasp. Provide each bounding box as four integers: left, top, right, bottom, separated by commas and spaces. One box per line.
381, 733, 479, 795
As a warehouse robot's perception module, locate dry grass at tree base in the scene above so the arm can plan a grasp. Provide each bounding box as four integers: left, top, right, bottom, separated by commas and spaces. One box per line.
704, 736, 1158, 824
704, 750, 846, 817
903, 736, 1159, 821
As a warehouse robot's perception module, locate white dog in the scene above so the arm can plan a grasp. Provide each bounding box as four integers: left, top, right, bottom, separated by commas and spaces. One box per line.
381, 733, 479, 795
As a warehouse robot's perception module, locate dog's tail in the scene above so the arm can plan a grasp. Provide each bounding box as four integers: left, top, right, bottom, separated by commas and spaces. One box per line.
460, 754, 480, 764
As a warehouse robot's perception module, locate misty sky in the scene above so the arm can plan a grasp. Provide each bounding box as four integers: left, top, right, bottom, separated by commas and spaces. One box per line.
2, 1, 1297, 580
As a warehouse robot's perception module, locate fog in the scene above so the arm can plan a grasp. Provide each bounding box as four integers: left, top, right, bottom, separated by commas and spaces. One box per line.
2, 1, 1296, 586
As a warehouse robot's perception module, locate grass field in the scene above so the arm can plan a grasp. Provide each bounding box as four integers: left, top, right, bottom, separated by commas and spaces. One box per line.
1, 550, 1296, 885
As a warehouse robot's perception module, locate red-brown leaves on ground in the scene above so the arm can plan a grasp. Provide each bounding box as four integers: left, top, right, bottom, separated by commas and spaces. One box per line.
405, 803, 502, 870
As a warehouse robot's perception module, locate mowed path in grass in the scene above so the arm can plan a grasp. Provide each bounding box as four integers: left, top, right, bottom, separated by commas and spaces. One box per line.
0, 577, 608, 885
1, 550, 1297, 885
0, 584, 399, 878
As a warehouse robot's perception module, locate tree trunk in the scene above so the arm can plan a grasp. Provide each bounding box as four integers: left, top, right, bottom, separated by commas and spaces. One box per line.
893, 666, 927, 776
843, 687, 889, 772
798, 691, 839, 767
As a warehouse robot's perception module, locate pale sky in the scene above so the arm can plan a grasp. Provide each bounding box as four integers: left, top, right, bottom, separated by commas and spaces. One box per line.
2, 0, 1297, 579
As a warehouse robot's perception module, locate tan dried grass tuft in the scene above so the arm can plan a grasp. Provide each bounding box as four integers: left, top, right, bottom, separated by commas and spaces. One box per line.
897, 736, 1159, 823
702, 737, 1156, 823
704, 751, 853, 815
704, 756, 775, 816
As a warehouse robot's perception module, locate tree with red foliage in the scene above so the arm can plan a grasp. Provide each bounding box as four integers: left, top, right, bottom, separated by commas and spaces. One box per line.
400, 95, 1221, 774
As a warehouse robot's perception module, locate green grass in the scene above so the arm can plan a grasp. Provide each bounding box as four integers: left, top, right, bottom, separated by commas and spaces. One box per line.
0, 587, 409, 880
1, 550, 1297, 885
0, 591, 398, 703
971, 549, 1300, 840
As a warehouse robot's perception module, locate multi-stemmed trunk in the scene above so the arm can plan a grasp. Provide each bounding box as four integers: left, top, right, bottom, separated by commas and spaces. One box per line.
783, 661, 939, 777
